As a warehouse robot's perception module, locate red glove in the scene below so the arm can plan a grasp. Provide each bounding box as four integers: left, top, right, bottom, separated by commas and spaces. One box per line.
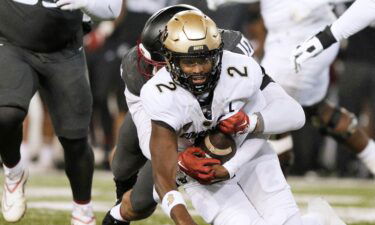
178, 147, 221, 184
219, 110, 250, 135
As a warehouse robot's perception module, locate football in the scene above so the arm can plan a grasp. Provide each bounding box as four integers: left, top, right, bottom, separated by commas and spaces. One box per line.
197, 130, 237, 164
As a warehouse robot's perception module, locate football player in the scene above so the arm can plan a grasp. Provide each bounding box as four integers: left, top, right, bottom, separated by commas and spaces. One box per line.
103, 4, 311, 225
140, 10, 345, 225
293, 0, 375, 64
0, 0, 122, 224
207, 0, 375, 177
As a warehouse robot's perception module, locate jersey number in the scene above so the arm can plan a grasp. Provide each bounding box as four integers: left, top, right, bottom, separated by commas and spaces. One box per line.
12, 0, 58, 8
227, 66, 248, 77
156, 82, 177, 93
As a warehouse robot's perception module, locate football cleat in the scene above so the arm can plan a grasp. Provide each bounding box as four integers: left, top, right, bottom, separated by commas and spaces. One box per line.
1, 169, 29, 222
71, 203, 96, 225
307, 198, 346, 225
102, 211, 129, 225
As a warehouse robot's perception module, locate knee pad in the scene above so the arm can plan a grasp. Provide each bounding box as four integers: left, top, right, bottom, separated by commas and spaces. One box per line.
0, 106, 26, 129
311, 101, 359, 140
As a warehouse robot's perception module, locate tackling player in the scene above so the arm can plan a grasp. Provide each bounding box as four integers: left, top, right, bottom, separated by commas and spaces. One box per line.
0, 0, 122, 224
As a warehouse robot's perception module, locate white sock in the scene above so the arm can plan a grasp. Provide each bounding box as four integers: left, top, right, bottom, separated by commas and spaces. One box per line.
110, 204, 126, 222
357, 140, 375, 175
3, 160, 24, 183
72, 202, 94, 218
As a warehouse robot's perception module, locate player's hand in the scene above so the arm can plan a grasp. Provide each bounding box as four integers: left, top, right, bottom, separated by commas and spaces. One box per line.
292, 36, 323, 72
219, 110, 251, 135
178, 147, 221, 184
83, 21, 115, 51
211, 164, 230, 181
56, 0, 88, 11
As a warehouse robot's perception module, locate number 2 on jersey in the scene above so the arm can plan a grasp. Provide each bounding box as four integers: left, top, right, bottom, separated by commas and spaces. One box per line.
156, 82, 177, 93
227, 66, 248, 77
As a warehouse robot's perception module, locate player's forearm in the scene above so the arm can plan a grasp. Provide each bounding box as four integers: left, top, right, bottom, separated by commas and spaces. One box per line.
150, 122, 193, 224
331, 0, 375, 41
151, 144, 191, 223
83, 0, 122, 20
150, 134, 179, 198
223, 138, 266, 178
260, 83, 305, 134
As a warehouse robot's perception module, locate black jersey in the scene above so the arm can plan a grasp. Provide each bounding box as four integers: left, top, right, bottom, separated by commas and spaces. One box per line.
0, 0, 83, 52
121, 29, 253, 97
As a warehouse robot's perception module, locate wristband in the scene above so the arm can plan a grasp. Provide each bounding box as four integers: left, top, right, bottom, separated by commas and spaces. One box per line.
316, 26, 337, 49
248, 114, 258, 133
161, 190, 187, 218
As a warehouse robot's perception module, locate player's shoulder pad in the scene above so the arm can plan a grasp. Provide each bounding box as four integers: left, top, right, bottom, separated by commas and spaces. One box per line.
221, 29, 254, 56
121, 46, 148, 96
121, 46, 138, 80
220, 50, 263, 95
140, 68, 179, 109
140, 68, 184, 130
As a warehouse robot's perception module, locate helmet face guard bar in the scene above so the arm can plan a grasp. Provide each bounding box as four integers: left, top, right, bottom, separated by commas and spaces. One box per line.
165, 46, 223, 95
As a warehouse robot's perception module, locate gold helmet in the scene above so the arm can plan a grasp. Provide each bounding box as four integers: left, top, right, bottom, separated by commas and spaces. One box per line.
161, 10, 223, 94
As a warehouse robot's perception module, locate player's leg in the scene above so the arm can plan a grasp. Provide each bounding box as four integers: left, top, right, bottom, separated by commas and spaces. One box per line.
37, 48, 95, 225
236, 142, 346, 225
0, 40, 38, 222
103, 161, 156, 225
111, 113, 147, 202
269, 133, 294, 176
306, 100, 375, 175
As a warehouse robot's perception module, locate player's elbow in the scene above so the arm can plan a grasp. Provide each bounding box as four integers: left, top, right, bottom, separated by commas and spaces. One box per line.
291, 103, 306, 130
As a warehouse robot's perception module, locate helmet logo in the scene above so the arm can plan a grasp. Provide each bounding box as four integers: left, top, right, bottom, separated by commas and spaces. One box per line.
193, 45, 204, 51
188, 45, 209, 53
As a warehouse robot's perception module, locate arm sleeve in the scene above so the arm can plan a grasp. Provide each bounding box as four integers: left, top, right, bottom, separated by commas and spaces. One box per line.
260, 82, 306, 134
331, 0, 375, 40
83, 0, 122, 20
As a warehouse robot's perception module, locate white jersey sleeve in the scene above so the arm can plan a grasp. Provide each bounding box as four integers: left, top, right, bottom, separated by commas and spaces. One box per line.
331, 0, 375, 40
140, 68, 184, 131
260, 82, 305, 134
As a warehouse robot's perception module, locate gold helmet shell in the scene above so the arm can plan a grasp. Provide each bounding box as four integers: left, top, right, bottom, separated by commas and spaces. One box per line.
161, 11, 223, 95
162, 10, 222, 54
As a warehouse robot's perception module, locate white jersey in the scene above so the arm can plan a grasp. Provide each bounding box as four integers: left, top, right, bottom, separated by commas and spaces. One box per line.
260, 0, 339, 106
141, 50, 265, 150
261, 0, 336, 38
143, 50, 304, 225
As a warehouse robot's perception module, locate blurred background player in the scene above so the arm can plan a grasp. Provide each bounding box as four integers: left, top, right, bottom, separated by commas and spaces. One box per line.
293, 0, 375, 176
293, 0, 375, 65
0, 0, 122, 224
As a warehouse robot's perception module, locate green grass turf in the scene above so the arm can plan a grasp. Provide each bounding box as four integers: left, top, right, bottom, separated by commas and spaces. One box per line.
0, 170, 373, 225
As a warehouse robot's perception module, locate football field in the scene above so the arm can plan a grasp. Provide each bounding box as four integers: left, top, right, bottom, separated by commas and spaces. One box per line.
0, 170, 374, 225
